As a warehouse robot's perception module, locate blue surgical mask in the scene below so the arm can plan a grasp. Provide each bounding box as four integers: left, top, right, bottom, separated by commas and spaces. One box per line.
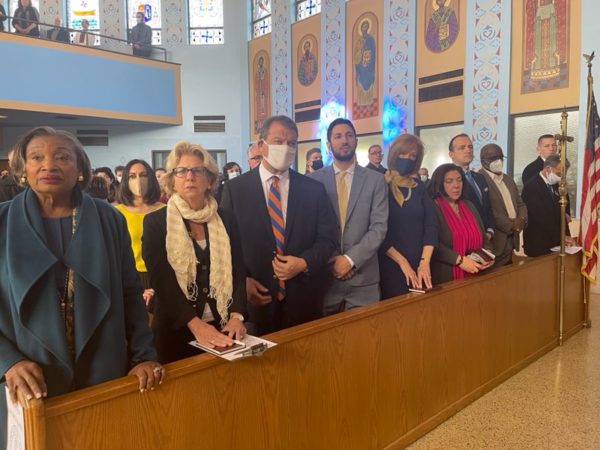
393, 158, 416, 176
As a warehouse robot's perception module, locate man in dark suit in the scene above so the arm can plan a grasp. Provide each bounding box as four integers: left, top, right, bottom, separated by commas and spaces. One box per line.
309, 118, 388, 315
521, 134, 557, 185
448, 133, 495, 239
46, 17, 70, 42
0, 149, 24, 202
522, 154, 574, 257
365, 144, 386, 174
130, 12, 153, 57
479, 143, 528, 266
221, 115, 338, 335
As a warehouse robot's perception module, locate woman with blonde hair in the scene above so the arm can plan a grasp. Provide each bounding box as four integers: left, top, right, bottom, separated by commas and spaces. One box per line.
378, 134, 438, 298
142, 141, 247, 363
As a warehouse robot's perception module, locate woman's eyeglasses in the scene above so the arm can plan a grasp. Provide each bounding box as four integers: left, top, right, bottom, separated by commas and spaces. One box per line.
173, 167, 209, 178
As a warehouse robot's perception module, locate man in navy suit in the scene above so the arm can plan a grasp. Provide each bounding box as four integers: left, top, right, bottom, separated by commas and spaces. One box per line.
220, 115, 338, 335
448, 133, 495, 239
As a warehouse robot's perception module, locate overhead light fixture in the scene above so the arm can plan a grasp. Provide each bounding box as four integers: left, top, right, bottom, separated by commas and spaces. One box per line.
0, 115, 7, 119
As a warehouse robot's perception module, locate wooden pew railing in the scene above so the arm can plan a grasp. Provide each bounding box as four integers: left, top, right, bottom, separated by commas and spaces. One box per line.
20, 253, 586, 449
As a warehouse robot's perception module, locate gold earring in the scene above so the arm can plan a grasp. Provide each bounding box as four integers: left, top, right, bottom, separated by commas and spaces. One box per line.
77, 175, 84, 182
20, 176, 28, 184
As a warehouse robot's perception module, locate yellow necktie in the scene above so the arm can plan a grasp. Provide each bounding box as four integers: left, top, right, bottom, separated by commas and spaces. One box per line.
336, 171, 348, 232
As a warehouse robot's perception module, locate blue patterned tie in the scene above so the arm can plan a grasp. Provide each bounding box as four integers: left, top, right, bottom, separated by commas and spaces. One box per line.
268, 176, 286, 301
465, 170, 482, 202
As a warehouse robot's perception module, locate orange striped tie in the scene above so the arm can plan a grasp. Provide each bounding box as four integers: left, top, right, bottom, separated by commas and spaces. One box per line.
268, 176, 286, 300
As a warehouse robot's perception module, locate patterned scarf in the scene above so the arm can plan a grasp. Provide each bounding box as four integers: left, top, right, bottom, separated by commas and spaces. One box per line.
166, 194, 232, 327
435, 197, 483, 280
384, 170, 418, 207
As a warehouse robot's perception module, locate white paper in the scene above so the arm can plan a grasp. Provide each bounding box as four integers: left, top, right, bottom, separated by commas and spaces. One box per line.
189, 334, 277, 361
550, 245, 582, 254
5, 386, 25, 450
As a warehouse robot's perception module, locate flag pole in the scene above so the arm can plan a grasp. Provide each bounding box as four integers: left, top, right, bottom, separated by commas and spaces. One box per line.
555, 109, 572, 345
583, 52, 595, 328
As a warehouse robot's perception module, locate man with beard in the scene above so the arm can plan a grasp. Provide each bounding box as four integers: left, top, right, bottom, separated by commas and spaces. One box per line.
221, 115, 338, 334
309, 118, 388, 315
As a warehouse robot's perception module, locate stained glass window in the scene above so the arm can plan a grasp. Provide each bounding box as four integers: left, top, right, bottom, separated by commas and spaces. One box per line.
66, 0, 101, 46
252, 0, 271, 38
9, 0, 40, 33
296, 0, 320, 21
126, 0, 162, 45
189, 0, 224, 45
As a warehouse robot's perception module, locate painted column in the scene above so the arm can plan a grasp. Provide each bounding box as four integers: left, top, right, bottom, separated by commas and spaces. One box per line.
163, 0, 185, 47
464, 0, 511, 167
101, 0, 124, 50
577, 0, 600, 215
39, 0, 60, 26
271, 0, 292, 117
382, 0, 416, 146
320, 0, 346, 151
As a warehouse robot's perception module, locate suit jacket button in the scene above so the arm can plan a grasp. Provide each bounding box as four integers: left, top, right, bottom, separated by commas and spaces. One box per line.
201, 265, 207, 270
202, 287, 208, 293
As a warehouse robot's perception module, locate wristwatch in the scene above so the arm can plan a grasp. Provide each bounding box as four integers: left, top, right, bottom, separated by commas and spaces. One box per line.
230, 312, 245, 322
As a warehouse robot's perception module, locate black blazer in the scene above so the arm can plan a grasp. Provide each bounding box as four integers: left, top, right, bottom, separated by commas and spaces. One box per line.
462, 169, 495, 232
522, 156, 544, 185
220, 168, 338, 334
366, 162, 386, 174
47, 27, 70, 43
142, 207, 247, 363
431, 199, 491, 284
521, 174, 568, 257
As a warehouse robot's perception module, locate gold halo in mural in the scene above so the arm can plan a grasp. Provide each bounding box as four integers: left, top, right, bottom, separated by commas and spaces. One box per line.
357, 17, 372, 35
432, 0, 452, 11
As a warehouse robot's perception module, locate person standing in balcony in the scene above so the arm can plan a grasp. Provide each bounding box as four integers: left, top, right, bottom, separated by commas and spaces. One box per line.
12, 0, 39, 37
130, 11, 152, 57
0, 4, 7, 32
74, 19, 93, 47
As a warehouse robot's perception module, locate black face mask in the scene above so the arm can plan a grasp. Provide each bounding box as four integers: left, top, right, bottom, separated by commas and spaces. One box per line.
393, 158, 417, 176
311, 160, 324, 171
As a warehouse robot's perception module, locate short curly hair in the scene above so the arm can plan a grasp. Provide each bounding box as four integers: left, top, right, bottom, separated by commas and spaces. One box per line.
11, 126, 92, 190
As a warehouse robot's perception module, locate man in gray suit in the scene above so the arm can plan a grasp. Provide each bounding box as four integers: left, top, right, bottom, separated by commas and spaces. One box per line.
479, 143, 527, 266
309, 118, 388, 315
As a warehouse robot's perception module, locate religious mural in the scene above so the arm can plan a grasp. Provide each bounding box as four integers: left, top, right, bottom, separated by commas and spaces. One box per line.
297, 34, 318, 87
352, 13, 378, 120
253, 50, 271, 134
425, 0, 459, 53
522, 0, 569, 93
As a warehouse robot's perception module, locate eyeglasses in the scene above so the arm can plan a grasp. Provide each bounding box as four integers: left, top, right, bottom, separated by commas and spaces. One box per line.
249, 155, 263, 162
173, 167, 209, 178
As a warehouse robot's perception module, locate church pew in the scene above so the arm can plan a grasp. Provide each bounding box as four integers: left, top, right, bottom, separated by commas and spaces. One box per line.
19, 253, 585, 449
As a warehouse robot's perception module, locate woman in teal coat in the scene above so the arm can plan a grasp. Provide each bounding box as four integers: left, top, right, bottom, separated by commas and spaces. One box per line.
0, 127, 163, 446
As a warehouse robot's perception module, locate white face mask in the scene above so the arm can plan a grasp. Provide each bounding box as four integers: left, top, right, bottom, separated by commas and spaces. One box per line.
265, 144, 296, 172
116, 175, 122, 183
546, 171, 561, 185
420, 175, 428, 182
228, 171, 240, 179
489, 159, 504, 174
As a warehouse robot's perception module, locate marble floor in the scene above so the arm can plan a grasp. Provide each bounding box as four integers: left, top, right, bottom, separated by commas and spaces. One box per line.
407, 295, 600, 450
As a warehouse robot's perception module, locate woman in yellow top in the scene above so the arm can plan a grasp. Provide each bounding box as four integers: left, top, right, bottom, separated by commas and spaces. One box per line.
116, 159, 165, 306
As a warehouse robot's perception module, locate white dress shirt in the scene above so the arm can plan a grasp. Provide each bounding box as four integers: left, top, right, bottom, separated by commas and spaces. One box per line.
259, 163, 290, 227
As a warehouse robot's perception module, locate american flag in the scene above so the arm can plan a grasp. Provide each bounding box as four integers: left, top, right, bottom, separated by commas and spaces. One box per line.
580, 86, 600, 282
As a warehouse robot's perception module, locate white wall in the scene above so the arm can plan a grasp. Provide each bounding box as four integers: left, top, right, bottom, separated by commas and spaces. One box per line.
1, 0, 251, 171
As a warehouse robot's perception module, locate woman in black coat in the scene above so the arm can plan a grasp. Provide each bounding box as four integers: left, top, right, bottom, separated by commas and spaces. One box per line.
143, 141, 247, 364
